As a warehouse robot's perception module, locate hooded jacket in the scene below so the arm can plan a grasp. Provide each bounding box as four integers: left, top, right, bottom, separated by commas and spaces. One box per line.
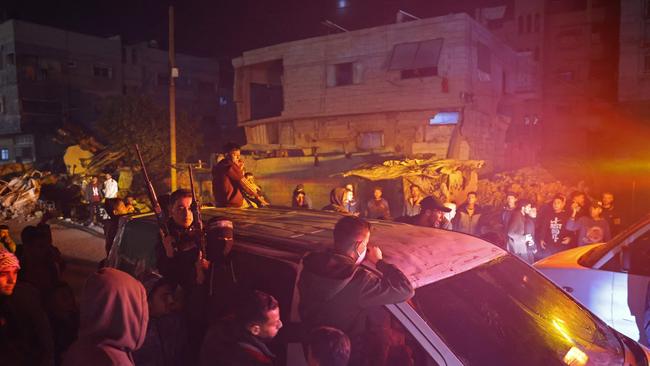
63, 268, 148, 366
298, 251, 414, 337
322, 188, 351, 214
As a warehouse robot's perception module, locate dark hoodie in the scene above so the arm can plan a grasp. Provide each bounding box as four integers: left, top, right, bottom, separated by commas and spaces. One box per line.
322, 188, 351, 214
63, 268, 148, 366
199, 317, 275, 366
298, 251, 414, 338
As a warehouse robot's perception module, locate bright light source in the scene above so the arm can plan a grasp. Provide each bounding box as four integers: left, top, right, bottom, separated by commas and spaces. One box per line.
430, 112, 460, 125
338, 0, 348, 8
563, 346, 588, 366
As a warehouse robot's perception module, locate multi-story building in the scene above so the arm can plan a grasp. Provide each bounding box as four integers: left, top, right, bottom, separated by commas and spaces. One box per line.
480, 0, 620, 156
0, 19, 222, 166
233, 13, 539, 172
619, 0, 650, 114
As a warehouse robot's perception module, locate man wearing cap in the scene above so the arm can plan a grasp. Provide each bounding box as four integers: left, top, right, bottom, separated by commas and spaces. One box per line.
0, 250, 55, 365
566, 200, 611, 246
396, 196, 452, 230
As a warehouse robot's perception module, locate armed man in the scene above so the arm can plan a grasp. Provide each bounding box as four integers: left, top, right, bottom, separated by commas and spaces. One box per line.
212, 142, 268, 208
156, 188, 209, 363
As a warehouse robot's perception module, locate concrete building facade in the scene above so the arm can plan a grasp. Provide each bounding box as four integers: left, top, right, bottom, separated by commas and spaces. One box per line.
233, 13, 538, 172
619, 0, 650, 114
0, 19, 221, 166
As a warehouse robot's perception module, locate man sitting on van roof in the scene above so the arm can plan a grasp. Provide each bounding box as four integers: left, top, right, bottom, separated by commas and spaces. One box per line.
298, 216, 415, 365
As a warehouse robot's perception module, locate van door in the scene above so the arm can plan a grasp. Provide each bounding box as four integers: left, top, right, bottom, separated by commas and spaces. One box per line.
606, 229, 650, 344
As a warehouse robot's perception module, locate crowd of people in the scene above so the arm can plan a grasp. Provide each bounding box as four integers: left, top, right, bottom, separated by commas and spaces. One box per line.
0, 141, 630, 365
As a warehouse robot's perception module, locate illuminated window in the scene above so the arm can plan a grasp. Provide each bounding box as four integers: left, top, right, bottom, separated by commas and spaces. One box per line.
0, 149, 9, 161
430, 111, 461, 125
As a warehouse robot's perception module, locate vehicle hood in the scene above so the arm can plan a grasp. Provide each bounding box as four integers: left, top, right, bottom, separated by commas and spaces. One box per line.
533, 243, 603, 270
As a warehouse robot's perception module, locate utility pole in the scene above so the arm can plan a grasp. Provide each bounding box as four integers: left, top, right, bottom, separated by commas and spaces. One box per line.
169, 5, 178, 191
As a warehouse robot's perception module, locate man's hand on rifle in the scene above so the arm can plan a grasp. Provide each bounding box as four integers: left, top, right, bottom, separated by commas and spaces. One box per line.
195, 251, 209, 285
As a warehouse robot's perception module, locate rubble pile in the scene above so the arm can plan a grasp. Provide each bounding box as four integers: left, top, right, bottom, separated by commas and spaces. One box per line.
477, 166, 583, 207
0, 170, 47, 220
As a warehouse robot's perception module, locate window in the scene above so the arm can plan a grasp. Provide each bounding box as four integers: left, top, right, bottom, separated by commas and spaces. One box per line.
358, 131, 384, 150
388, 39, 443, 79
412, 256, 624, 365
15, 135, 33, 145
0, 95, 4, 114
526, 14, 532, 33
401, 67, 437, 79
326, 62, 360, 86
534, 14, 541, 33
477, 42, 491, 75
336, 62, 353, 86
0, 149, 8, 161
5, 53, 15, 66
131, 48, 138, 64
518, 16, 523, 34
430, 111, 461, 125
93, 65, 112, 78
646, 0, 650, 19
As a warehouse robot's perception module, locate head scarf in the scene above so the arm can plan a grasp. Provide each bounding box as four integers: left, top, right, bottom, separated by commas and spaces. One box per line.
0, 249, 20, 271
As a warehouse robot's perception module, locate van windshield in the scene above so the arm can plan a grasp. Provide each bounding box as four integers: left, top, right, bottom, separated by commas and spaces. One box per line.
411, 256, 625, 366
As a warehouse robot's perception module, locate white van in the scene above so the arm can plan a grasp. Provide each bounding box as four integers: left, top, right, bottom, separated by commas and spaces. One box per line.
109, 207, 649, 365
535, 214, 650, 345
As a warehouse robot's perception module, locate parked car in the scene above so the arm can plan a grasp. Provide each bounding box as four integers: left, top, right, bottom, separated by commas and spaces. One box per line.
535, 213, 650, 346
109, 207, 649, 365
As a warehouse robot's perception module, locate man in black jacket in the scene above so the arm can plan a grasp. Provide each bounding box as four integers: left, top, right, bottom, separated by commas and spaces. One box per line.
298, 216, 414, 365
199, 290, 282, 366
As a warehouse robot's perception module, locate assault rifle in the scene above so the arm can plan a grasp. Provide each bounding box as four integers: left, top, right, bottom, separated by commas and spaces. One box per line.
188, 164, 206, 258
135, 144, 168, 236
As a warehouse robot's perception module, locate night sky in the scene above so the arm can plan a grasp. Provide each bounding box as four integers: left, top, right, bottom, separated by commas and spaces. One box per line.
2, 0, 511, 65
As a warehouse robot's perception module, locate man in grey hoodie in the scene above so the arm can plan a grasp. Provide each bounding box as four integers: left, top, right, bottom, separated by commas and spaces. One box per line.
63, 268, 148, 366
298, 216, 414, 365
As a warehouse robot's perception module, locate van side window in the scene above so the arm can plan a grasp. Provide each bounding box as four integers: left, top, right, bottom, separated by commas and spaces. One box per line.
356, 307, 439, 366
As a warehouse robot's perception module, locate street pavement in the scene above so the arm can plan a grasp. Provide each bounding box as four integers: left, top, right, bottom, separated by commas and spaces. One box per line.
8, 217, 105, 297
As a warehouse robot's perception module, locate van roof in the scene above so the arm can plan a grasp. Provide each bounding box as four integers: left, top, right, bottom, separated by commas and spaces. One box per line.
196, 207, 506, 288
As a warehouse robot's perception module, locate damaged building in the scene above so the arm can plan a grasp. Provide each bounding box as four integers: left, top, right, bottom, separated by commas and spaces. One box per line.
233, 12, 539, 172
